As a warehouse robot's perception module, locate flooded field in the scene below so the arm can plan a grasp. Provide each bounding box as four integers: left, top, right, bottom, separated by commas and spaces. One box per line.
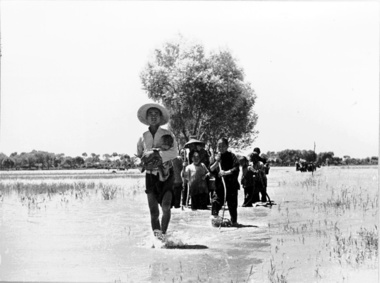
0, 167, 378, 282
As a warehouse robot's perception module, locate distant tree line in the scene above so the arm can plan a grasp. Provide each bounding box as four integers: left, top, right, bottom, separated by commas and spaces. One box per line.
0, 149, 377, 171
0, 150, 138, 171
262, 150, 378, 167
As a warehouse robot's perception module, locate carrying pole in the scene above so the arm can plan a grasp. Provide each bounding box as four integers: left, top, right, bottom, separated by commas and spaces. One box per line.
219, 162, 227, 230
182, 148, 190, 209
185, 149, 190, 208
258, 172, 273, 207
181, 148, 187, 210
313, 141, 316, 176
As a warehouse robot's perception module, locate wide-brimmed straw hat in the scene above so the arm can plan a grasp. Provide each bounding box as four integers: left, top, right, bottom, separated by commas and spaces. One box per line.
137, 103, 170, 126
184, 138, 205, 148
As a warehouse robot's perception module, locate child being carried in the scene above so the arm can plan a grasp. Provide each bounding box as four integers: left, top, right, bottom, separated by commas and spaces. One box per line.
140, 134, 174, 182
155, 134, 175, 181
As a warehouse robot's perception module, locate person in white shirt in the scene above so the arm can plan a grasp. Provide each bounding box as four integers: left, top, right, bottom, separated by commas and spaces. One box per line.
136, 103, 178, 241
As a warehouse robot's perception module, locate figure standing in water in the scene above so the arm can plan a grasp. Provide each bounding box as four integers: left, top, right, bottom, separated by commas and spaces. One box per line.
249, 152, 266, 203
182, 151, 210, 210
136, 103, 178, 242
239, 156, 255, 207
210, 138, 240, 226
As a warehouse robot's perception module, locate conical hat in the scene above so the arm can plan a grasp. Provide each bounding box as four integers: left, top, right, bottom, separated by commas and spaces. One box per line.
184, 138, 205, 148
137, 103, 170, 126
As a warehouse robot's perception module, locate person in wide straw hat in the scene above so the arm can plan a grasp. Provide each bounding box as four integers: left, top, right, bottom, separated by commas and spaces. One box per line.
136, 103, 178, 244
184, 138, 204, 149
184, 137, 209, 167
181, 137, 211, 207
137, 103, 170, 126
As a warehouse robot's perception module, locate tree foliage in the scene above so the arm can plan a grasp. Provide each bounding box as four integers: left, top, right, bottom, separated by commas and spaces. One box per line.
317, 151, 335, 165
2, 157, 15, 169
0, 151, 135, 170
0, 148, 376, 171
267, 149, 324, 166
140, 35, 258, 150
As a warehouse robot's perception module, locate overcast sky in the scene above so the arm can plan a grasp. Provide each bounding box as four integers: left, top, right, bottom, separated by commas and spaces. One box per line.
0, 1, 378, 159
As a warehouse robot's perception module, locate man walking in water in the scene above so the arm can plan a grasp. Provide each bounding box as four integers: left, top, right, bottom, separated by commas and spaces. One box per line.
136, 103, 178, 243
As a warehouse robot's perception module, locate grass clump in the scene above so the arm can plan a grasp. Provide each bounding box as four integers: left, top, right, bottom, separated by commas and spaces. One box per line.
268, 257, 293, 283
100, 183, 117, 200
331, 225, 378, 266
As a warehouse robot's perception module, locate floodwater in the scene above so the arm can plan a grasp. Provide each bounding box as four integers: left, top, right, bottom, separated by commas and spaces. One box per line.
0, 167, 378, 282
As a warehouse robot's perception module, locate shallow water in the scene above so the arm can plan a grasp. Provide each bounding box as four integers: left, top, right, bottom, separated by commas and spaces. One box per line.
0, 167, 378, 282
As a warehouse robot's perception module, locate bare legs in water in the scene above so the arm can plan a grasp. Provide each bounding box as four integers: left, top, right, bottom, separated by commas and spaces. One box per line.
147, 191, 172, 234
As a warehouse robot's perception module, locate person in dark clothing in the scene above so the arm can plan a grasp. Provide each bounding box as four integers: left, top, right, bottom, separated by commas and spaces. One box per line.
210, 138, 240, 225
253, 147, 267, 166
171, 154, 183, 208
239, 156, 255, 207
253, 147, 269, 192
249, 152, 267, 203
193, 143, 211, 205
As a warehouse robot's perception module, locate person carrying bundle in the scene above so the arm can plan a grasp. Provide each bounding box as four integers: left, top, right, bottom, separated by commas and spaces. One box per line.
140, 134, 174, 181
136, 103, 178, 242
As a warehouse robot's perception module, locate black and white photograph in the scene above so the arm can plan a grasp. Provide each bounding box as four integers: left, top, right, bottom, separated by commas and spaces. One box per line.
0, 1, 378, 282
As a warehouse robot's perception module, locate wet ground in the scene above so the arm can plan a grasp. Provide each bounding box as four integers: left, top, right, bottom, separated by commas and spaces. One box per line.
0, 167, 378, 282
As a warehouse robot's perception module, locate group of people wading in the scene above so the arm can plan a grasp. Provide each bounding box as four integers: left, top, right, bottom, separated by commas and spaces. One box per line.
136, 103, 269, 242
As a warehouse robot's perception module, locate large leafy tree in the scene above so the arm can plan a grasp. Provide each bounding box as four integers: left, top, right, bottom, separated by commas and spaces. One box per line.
318, 151, 335, 165
140, 36, 258, 150
2, 157, 15, 169
0, 153, 8, 169
73, 156, 85, 168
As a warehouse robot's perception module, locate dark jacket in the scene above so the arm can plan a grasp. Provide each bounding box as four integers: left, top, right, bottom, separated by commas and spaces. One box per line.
241, 166, 255, 188
214, 151, 240, 192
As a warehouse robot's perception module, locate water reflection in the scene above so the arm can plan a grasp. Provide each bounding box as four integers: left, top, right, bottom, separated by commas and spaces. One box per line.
0, 173, 273, 282
142, 206, 271, 282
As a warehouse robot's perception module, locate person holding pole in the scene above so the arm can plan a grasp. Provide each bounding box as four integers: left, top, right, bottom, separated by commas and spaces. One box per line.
172, 152, 184, 209
136, 103, 178, 242
209, 138, 240, 226
181, 147, 191, 208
